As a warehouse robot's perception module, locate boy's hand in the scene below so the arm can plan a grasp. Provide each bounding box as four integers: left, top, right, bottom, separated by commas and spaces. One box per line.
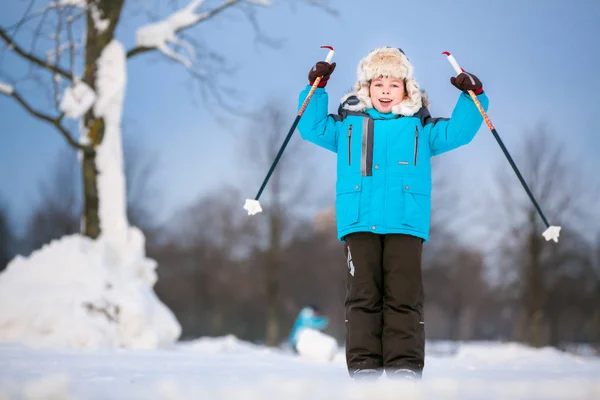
450, 71, 483, 95
308, 61, 336, 88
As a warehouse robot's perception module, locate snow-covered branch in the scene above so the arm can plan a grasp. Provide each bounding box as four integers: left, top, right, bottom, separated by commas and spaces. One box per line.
0, 27, 72, 80
89, 3, 109, 33
52, 0, 87, 8
0, 80, 13, 95
128, 0, 241, 61
2, 85, 87, 150
59, 80, 97, 119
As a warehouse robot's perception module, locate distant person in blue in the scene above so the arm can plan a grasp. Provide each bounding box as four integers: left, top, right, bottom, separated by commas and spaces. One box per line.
288, 305, 329, 352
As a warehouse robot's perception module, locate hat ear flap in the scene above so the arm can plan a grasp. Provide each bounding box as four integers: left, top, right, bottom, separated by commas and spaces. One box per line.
390, 77, 423, 116
357, 83, 372, 109
405, 77, 420, 101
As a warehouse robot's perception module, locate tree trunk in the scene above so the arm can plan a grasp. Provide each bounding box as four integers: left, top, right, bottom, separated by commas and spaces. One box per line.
82, 147, 100, 238
265, 209, 282, 346
264, 155, 284, 346
523, 209, 547, 347
81, 0, 125, 239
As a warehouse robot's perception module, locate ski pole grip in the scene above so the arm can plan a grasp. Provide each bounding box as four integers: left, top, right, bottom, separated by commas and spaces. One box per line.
321, 45, 335, 63
443, 51, 463, 75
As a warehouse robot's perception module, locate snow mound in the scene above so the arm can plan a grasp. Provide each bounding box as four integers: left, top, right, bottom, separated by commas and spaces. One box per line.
0, 229, 181, 349
296, 328, 338, 362
179, 334, 269, 354
455, 341, 578, 363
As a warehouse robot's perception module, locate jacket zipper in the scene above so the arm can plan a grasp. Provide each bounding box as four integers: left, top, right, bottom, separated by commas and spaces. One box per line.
414, 126, 419, 166
348, 124, 353, 165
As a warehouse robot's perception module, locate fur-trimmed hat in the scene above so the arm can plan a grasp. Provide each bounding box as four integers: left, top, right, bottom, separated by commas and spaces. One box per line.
340, 47, 427, 116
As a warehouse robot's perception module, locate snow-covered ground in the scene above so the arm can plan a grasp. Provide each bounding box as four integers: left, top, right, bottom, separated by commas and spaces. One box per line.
1, 337, 599, 400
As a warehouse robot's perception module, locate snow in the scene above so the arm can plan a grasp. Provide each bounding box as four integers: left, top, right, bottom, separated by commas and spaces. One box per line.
295, 328, 338, 362
59, 81, 96, 119
57, 0, 87, 7
0, 232, 180, 349
90, 3, 109, 33
245, 0, 272, 5
93, 40, 130, 251
135, 0, 209, 68
0, 339, 598, 399
0, 81, 13, 95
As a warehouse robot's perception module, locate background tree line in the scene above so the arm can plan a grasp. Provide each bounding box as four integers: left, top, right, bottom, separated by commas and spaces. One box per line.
1, 104, 598, 353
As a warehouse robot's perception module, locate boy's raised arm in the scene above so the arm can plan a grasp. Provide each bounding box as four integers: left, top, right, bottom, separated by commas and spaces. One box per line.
297, 86, 339, 153
428, 71, 489, 156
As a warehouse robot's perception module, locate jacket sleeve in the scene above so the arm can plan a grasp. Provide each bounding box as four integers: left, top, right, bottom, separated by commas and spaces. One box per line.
427, 92, 489, 156
297, 85, 338, 153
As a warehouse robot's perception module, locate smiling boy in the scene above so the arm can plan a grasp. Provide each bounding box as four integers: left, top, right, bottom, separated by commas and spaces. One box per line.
369, 76, 406, 113
297, 47, 488, 380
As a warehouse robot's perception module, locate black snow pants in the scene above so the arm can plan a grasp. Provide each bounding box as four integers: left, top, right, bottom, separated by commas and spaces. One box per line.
344, 232, 424, 377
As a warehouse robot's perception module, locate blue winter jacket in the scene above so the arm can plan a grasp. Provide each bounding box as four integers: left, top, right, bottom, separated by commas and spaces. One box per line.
297, 86, 489, 242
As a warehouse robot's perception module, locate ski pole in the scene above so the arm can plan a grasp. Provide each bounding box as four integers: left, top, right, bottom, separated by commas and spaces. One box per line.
244, 45, 335, 216
443, 51, 562, 243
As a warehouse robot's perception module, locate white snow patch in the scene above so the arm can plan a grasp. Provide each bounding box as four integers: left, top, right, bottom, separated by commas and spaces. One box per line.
0, 232, 181, 349
179, 334, 271, 354
245, 0, 272, 5
295, 328, 338, 362
90, 3, 109, 33
59, 81, 96, 119
0, 81, 14, 95
135, 0, 208, 68
58, 0, 87, 7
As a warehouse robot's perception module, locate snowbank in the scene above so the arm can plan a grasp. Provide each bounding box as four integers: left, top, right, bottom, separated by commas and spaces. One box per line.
0, 229, 181, 349
179, 334, 269, 354
1, 340, 599, 400
295, 328, 338, 362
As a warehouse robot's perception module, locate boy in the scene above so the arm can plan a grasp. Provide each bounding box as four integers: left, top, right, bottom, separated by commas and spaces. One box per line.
297, 47, 488, 380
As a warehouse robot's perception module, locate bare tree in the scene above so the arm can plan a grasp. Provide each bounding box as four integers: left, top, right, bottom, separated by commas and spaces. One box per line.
123, 138, 162, 247
21, 137, 162, 254
152, 186, 261, 338
23, 147, 80, 254
0, 0, 333, 241
0, 199, 15, 272
238, 99, 315, 346
591, 235, 600, 350
280, 221, 346, 342
488, 125, 598, 347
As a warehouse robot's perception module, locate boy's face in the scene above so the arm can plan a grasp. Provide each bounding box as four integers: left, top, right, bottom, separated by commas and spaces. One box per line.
369, 76, 406, 113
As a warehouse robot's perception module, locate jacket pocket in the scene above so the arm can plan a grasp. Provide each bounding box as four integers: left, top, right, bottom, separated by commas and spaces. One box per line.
402, 176, 431, 230
336, 179, 362, 227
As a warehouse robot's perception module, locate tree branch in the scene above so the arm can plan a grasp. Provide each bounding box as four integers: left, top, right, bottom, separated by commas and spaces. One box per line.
0, 27, 72, 81
126, 0, 241, 59
1, 88, 87, 151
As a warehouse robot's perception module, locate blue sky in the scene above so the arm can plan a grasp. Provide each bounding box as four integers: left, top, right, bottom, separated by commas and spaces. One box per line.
1, 0, 599, 237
